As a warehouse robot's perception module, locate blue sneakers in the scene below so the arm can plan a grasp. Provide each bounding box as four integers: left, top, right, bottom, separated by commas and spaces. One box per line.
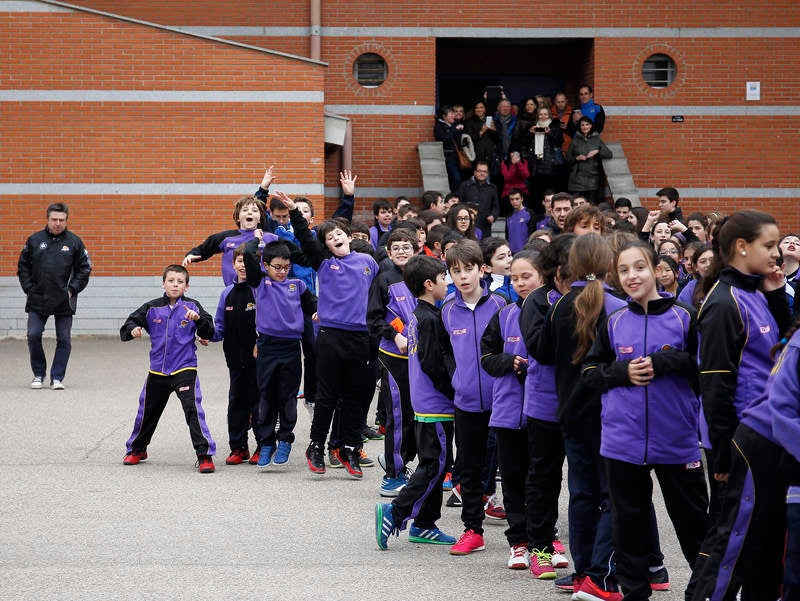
273, 441, 291, 466
408, 525, 456, 545
380, 473, 408, 497
257, 444, 276, 469
375, 502, 397, 550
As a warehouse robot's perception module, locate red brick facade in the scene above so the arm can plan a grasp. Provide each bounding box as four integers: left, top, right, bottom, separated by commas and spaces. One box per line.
2, 0, 799, 279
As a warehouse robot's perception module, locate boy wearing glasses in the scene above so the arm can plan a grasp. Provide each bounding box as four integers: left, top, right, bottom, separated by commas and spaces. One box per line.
367, 229, 420, 496
244, 237, 317, 469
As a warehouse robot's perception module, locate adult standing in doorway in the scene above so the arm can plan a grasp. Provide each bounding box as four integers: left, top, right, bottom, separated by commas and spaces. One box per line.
577, 84, 605, 134
17, 203, 92, 390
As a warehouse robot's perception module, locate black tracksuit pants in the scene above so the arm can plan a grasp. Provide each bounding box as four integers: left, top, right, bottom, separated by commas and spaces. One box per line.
606, 458, 708, 601
392, 420, 454, 530
455, 408, 490, 535
310, 327, 373, 449
125, 370, 215, 456
379, 351, 415, 478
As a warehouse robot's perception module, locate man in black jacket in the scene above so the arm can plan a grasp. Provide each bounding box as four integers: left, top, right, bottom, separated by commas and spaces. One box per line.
456, 161, 499, 238
17, 203, 91, 390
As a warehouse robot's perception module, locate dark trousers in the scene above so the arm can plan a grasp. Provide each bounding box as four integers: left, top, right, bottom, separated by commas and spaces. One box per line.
27, 311, 72, 383
526, 418, 566, 550
301, 316, 317, 405
226, 364, 258, 451
496, 426, 529, 546
125, 370, 215, 455
444, 154, 461, 193
379, 352, 415, 478
455, 408, 490, 534
606, 458, 708, 601
310, 328, 373, 449
786, 500, 800, 601
254, 336, 301, 446
482, 428, 498, 496
563, 424, 615, 586
392, 420, 454, 530
689, 425, 786, 601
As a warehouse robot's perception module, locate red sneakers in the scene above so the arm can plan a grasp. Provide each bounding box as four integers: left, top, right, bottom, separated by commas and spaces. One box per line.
196, 455, 215, 473
123, 450, 147, 465
573, 577, 623, 601
484, 494, 507, 520
449, 529, 486, 555
529, 549, 557, 579
225, 448, 250, 465
249, 447, 261, 465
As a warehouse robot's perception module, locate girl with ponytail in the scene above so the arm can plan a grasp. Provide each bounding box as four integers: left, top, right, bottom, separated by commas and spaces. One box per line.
688, 210, 791, 601
532, 233, 627, 599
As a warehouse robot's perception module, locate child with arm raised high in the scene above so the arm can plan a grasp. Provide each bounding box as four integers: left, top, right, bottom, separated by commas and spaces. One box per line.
277, 188, 381, 478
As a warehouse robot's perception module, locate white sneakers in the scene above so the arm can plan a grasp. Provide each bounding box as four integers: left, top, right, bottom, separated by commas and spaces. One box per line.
507, 544, 531, 569
51, 380, 65, 390
31, 377, 43, 389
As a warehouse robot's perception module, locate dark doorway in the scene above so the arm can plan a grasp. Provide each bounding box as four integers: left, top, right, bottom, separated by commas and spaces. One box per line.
436, 38, 593, 113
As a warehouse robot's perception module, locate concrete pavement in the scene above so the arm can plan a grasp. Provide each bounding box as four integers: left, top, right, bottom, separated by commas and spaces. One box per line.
0, 337, 693, 601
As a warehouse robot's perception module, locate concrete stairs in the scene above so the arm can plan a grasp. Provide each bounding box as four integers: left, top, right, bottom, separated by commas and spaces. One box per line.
602, 142, 641, 207
418, 142, 451, 196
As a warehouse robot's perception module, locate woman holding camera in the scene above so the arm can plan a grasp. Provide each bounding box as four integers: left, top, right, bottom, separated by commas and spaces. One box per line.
520, 106, 564, 217
566, 116, 612, 205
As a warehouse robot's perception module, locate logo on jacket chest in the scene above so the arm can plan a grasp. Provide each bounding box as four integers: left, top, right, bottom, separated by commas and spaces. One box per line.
760, 325, 771, 334
506, 336, 520, 343
617, 345, 634, 355
39, 242, 48, 250
61, 245, 70, 252
452, 328, 468, 336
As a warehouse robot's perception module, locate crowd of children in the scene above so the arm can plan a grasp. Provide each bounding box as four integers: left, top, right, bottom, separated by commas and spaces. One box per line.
117, 167, 800, 601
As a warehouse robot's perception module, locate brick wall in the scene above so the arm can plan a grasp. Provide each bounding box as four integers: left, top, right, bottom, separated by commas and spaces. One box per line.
1, 3, 326, 282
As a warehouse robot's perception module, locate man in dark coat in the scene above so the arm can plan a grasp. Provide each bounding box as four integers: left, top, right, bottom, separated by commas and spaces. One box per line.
17, 202, 92, 389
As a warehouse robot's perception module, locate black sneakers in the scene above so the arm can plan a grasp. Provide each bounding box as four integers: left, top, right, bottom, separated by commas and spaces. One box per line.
336, 446, 363, 479
305, 441, 326, 474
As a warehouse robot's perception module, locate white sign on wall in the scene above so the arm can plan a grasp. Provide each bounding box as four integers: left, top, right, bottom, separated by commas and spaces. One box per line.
746, 81, 760, 101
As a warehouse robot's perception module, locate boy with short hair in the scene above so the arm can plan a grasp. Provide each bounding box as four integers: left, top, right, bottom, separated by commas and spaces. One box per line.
370, 199, 394, 249
367, 229, 420, 496
121, 265, 217, 473
244, 238, 317, 468
276, 190, 380, 478
375, 254, 457, 549
441, 240, 507, 554
481, 236, 518, 302
209, 244, 258, 465
182, 195, 275, 285
505, 188, 534, 253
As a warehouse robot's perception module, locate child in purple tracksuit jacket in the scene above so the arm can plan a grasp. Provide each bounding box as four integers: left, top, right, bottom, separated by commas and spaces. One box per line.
688, 211, 791, 601
277, 190, 380, 479
120, 264, 217, 473
769, 324, 800, 601
375, 255, 457, 550
582, 241, 708, 601
441, 239, 507, 555
367, 229, 420, 496
244, 238, 316, 469
480, 249, 543, 572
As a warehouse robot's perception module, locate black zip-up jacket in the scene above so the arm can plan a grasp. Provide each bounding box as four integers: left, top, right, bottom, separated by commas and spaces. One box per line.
17, 227, 92, 316
531, 285, 626, 432
217, 281, 257, 369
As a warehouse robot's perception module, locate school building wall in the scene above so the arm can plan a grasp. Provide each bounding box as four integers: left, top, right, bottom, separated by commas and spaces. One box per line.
2, 0, 799, 337
0, 0, 326, 336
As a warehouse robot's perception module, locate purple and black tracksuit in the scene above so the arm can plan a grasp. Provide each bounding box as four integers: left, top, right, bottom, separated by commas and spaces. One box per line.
520, 285, 566, 554
121, 294, 216, 457
367, 264, 418, 479
688, 267, 791, 601
185, 228, 277, 286
244, 238, 317, 448
441, 285, 506, 535
769, 329, 800, 601
480, 299, 529, 546
583, 295, 708, 601
290, 208, 379, 451
532, 282, 627, 589
390, 299, 456, 530
211, 280, 258, 453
